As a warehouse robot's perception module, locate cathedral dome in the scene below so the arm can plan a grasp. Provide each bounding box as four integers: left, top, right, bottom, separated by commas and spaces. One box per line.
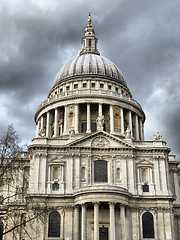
53, 54, 127, 87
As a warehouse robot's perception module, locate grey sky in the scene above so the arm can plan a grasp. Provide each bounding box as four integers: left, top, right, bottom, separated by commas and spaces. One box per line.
0, 0, 180, 159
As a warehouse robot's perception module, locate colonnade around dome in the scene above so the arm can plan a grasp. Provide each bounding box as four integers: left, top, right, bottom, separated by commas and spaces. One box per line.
35, 101, 144, 141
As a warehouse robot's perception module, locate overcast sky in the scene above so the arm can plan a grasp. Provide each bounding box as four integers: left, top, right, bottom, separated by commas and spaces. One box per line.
0, 0, 180, 159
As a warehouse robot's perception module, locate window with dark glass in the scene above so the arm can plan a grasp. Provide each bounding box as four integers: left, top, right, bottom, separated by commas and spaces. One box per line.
91, 122, 96, 132
91, 82, 95, 88
0, 220, 3, 240
52, 183, 59, 191
94, 160, 108, 183
83, 83, 87, 88
108, 85, 112, 90
100, 83, 104, 89
115, 87, 119, 93
66, 86, 70, 91
82, 123, 87, 133
89, 39, 91, 47
48, 211, 60, 237
74, 84, 78, 89
142, 212, 154, 238
143, 184, 149, 192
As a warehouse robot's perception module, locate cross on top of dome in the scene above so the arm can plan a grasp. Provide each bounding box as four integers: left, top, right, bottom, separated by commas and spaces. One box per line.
80, 13, 100, 55
87, 12, 92, 27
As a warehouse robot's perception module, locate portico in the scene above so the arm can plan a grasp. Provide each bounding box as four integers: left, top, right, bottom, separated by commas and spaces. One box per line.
74, 201, 128, 240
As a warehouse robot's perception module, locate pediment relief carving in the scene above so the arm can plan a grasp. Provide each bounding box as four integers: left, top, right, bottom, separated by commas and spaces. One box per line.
91, 137, 110, 148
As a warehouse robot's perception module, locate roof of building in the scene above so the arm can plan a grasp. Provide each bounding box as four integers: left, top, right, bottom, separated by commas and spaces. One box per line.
53, 13, 127, 88
53, 54, 127, 87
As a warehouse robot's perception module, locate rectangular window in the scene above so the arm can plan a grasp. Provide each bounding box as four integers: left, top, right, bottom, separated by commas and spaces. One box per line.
91, 82, 95, 88
82, 123, 87, 133
74, 84, 78, 89
52, 183, 59, 191
60, 88, 63, 93
94, 160, 108, 183
108, 85, 112, 90
66, 86, 70, 91
83, 83, 87, 88
89, 39, 91, 47
143, 185, 149, 192
115, 87, 119, 93
91, 122, 96, 132
100, 83, 104, 89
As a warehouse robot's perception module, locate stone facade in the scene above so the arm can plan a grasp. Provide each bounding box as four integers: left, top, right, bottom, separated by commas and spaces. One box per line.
1, 14, 180, 240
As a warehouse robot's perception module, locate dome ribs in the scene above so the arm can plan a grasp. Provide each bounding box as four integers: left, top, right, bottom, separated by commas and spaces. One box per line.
53, 54, 127, 87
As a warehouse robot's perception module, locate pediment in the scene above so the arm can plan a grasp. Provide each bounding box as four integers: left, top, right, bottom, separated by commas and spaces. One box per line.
48, 155, 65, 164
67, 131, 135, 149
136, 159, 153, 167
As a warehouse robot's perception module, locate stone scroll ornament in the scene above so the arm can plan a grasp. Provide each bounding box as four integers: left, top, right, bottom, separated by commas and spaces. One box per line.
91, 137, 110, 147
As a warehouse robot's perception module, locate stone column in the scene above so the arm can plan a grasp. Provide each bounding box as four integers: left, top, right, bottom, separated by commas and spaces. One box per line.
110, 105, 114, 134
75, 104, 79, 134
98, 103, 103, 116
121, 108, 124, 134
86, 103, 91, 133
46, 111, 50, 138
63, 105, 68, 135
36, 119, 40, 137
41, 115, 44, 131
54, 108, 59, 137
74, 205, 80, 240
135, 114, 139, 140
174, 170, 180, 203
158, 211, 165, 239
128, 111, 133, 137
81, 203, 87, 240
139, 118, 143, 140
47, 166, 51, 194
60, 212, 64, 239
94, 202, 99, 240
120, 204, 126, 240
109, 202, 116, 240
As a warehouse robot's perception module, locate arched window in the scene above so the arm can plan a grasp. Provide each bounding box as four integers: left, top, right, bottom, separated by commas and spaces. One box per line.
48, 211, 60, 237
0, 220, 3, 240
94, 160, 108, 183
142, 212, 154, 238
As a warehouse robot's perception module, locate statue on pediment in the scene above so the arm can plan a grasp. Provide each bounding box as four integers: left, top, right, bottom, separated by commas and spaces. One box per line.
96, 115, 104, 131
153, 132, 162, 141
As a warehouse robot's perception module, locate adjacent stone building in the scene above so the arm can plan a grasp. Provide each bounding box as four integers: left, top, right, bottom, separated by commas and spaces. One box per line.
1, 13, 180, 240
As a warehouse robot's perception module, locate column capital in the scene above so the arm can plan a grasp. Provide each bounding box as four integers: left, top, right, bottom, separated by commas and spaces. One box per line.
109, 201, 116, 206
81, 202, 87, 207
93, 201, 100, 206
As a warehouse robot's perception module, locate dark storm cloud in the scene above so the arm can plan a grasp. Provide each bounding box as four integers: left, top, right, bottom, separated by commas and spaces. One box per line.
0, 0, 180, 159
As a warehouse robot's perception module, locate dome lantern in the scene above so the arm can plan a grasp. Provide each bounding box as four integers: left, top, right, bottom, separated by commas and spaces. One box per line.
80, 13, 100, 56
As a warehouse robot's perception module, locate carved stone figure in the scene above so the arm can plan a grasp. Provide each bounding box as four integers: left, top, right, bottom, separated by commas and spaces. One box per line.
69, 127, 75, 137
96, 115, 104, 131
38, 128, 46, 137
154, 132, 162, 141
125, 128, 131, 139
